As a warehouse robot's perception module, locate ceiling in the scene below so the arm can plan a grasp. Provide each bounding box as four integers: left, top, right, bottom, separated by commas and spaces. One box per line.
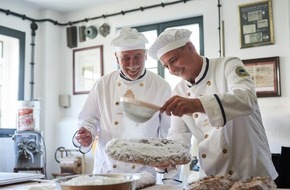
16, 0, 126, 13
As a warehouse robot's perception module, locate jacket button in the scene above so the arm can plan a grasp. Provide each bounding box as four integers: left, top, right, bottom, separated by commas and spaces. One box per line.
194, 113, 198, 118
139, 83, 144, 87
117, 82, 121, 86
228, 170, 233, 175
207, 81, 211, 86
113, 164, 117, 168
201, 154, 206, 158
114, 121, 119, 125
131, 164, 136, 169
222, 149, 228, 154
115, 101, 119, 106
205, 134, 209, 138
187, 92, 191, 96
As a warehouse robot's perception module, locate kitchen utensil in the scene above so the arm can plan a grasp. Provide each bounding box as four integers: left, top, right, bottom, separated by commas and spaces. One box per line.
55, 173, 140, 190
120, 97, 160, 123
72, 131, 92, 154
85, 25, 98, 39
99, 23, 111, 37
120, 97, 193, 123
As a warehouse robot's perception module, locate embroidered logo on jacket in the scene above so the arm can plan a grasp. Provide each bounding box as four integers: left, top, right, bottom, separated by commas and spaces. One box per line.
235, 66, 250, 78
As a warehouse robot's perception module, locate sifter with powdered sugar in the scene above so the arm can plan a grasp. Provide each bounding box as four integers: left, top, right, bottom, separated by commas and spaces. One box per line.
120, 97, 160, 123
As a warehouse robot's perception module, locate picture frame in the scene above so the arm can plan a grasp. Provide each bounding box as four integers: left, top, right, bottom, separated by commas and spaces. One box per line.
73, 45, 104, 95
238, 0, 274, 48
242, 56, 280, 97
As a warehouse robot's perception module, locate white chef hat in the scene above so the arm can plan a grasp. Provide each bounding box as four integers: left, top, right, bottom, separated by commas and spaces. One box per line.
149, 28, 192, 60
111, 26, 148, 52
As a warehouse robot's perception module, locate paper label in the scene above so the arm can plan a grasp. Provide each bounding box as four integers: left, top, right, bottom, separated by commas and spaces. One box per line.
18, 108, 34, 131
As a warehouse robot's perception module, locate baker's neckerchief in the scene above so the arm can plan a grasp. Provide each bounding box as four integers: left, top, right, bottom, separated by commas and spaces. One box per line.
186, 57, 209, 87
119, 68, 146, 81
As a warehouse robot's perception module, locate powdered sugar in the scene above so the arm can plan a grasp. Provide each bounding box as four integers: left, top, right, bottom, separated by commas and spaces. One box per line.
185, 176, 277, 190
136, 171, 156, 189
60, 175, 129, 186
230, 176, 277, 190
105, 138, 191, 167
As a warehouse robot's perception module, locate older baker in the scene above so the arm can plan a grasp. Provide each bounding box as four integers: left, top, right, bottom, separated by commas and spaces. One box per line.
75, 27, 171, 179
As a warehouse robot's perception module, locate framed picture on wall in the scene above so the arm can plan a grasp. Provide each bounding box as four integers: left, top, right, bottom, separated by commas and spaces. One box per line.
238, 0, 274, 48
73, 45, 104, 95
242, 56, 280, 97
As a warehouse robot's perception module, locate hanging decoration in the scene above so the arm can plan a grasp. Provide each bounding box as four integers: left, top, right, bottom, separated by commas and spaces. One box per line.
85, 25, 98, 39
66, 26, 78, 48
78, 26, 86, 42
99, 23, 111, 37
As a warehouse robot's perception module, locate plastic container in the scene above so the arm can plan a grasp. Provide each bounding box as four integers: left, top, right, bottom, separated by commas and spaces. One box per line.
17, 101, 40, 131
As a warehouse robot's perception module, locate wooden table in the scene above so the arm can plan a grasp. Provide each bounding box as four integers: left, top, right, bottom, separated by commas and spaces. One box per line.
1, 180, 289, 190
0, 181, 182, 190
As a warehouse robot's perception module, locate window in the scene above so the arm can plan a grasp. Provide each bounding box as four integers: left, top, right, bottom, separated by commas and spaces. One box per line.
135, 16, 204, 89
0, 26, 25, 131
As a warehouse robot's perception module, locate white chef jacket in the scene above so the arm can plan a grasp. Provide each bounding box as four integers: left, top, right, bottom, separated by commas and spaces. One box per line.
167, 56, 278, 180
78, 69, 171, 175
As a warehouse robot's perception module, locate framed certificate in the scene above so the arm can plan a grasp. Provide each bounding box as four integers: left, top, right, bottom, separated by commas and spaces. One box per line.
239, 0, 274, 48
242, 56, 280, 97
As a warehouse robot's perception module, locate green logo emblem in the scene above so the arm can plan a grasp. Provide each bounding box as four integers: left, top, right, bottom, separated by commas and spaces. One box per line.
235, 66, 250, 78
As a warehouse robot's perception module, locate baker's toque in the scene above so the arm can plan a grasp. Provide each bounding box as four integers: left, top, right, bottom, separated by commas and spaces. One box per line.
111, 27, 148, 52
149, 29, 192, 60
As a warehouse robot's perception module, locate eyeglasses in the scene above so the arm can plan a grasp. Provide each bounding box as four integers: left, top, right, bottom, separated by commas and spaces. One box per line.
162, 178, 183, 185
72, 130, 92, 154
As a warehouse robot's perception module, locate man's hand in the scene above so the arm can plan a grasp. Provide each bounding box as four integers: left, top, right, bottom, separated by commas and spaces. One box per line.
160, 95, 205, 117
75, 127, 93, 147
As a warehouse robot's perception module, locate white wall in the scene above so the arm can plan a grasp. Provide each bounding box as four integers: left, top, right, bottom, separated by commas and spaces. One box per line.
0, 0, 290, 179
223, 0, 290, 153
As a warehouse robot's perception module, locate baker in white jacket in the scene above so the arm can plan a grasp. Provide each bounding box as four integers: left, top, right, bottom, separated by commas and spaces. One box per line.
148, 29, 278, 181
75, 27, 171, 176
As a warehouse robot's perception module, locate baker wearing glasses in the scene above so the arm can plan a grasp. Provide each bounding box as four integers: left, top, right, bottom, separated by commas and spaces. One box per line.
74, 27, 171, 179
